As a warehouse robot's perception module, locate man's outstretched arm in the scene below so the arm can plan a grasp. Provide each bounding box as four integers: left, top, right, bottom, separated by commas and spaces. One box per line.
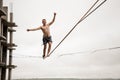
27, 27, 41, 32
48, 12, 56, 26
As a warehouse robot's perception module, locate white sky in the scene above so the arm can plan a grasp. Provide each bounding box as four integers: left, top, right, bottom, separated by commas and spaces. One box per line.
3, 0, 120, 79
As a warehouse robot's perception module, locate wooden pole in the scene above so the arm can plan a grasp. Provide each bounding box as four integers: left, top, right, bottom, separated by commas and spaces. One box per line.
8, 3, 17, 80
8, 12, 13, 80
0, 0, 2, 80
1, 6, 8, 80
0, 0, 2, 63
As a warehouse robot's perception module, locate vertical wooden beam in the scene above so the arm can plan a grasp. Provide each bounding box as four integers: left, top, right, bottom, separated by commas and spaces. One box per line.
0, 0, 2, 80
0, 0, 2, 9
0, 0, 2, 62
7, 3, 17, 80
1, 6, 8, 80
8, 12, 13, 80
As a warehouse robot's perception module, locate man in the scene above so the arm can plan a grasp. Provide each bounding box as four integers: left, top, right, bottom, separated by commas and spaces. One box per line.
27, 13, 56, 59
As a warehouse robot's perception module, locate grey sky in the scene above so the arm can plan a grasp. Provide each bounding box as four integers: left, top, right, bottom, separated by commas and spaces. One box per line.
3, 0, 120, 79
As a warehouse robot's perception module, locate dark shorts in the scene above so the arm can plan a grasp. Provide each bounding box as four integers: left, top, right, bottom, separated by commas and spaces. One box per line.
43, 36, 52, 45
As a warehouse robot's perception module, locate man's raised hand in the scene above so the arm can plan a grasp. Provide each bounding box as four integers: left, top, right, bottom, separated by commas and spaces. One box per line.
54, 12, 56, 16
27, 29, 30, 32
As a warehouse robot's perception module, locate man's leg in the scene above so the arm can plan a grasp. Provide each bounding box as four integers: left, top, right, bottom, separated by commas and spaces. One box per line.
43, 44, 47, 58
47, 42, 52, 56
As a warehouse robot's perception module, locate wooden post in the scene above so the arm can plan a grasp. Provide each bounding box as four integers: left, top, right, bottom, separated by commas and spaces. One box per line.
8, 12, 13, 80
0, 0, 8, 80
7, 3, 17, 80
0, 0, 2, 78
0, 0, 2, 63
1, 6, 8, 80
0, 0, 2, 9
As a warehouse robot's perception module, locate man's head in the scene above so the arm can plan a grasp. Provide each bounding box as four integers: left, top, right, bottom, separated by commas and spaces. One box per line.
42, 19, 47, 25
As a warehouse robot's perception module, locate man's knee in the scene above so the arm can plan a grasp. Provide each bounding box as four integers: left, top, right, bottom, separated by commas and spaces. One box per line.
48, 42, 52, 47
44, 44, 47, 48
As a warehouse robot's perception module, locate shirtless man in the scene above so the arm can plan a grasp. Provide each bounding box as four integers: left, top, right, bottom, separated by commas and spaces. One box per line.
27, 13, 56, 59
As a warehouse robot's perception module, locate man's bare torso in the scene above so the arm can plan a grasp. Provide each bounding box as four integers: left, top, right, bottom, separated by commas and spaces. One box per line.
41, 25, 51, 37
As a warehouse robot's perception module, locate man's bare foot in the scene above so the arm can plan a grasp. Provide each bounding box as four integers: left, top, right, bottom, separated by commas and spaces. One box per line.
42, 55, 46, 59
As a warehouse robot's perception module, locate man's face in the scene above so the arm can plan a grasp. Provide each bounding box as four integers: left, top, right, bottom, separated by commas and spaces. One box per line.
42, 19, 46, 25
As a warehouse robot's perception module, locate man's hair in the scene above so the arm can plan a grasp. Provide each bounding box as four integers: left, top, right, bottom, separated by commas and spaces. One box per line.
42, 19, 46, 20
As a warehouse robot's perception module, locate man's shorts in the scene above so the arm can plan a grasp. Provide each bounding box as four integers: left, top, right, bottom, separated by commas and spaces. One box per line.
43, 36, 52, 45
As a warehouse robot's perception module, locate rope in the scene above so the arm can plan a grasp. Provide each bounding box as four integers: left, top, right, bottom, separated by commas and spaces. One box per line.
13, 54, 42, 58
48, 0, 107, 56
81, 0, 107, 21
59, 47, 120, 57
13, 46, 120, 58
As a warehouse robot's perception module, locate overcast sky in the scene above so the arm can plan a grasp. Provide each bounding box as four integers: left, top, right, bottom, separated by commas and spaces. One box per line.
3, 0, 120, 79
